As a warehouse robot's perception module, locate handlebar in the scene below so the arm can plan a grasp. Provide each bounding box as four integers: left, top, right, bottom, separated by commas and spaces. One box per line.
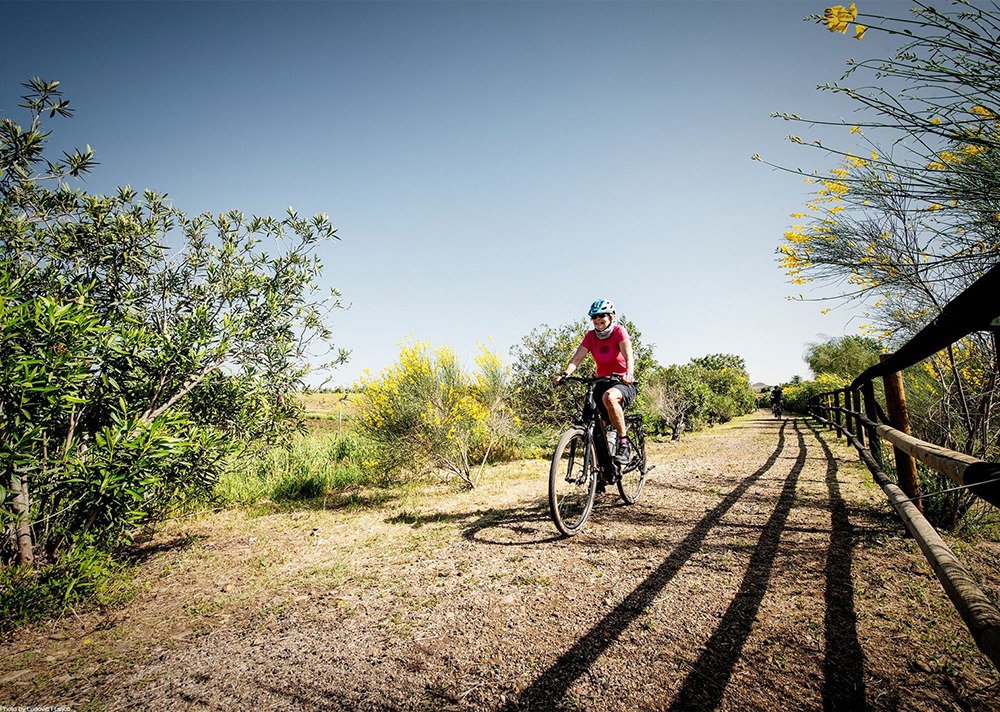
556, 375, 627, 386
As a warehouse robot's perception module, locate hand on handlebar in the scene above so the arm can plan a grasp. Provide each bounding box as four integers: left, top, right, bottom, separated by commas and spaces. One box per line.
553, 373, 568, 386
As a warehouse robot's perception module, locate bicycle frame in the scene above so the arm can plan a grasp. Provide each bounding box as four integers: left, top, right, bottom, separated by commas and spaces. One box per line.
570, 376, 624, 480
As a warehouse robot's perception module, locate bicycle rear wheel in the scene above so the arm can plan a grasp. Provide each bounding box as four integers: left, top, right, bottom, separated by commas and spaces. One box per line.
617, 422, 647, 504
549, 427, 597, 536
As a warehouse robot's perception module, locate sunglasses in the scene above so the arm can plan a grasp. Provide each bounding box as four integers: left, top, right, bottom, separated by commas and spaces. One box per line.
591, 314, 611, 321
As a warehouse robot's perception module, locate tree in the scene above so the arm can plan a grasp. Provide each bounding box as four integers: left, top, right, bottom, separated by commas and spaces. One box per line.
1, 79, 345, 565
805, 335, 884, 380
690, 353, 748, 373
509, 316, 655, 428
700, 362, 758, 425
760, 3, 1000, 526
639, 364, 710, 439
637, 353, 756, 437
765, 3, 1000, 331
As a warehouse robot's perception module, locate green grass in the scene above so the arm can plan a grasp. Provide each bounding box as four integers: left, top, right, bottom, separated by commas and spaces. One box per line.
0, 546, 136, 633
215, 429, 385, 505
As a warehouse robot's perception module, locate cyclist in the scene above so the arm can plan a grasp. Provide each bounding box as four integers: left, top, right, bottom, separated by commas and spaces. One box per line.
770, 385, 784, 415
554, 298, 636, 465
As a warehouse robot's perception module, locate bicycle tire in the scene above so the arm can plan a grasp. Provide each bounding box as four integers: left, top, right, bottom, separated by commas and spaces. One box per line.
617, 423, 647, 504
549, 427, 598, 536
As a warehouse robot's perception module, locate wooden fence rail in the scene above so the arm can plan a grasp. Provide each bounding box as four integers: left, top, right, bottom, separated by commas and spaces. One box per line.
804, 262, 1000, 674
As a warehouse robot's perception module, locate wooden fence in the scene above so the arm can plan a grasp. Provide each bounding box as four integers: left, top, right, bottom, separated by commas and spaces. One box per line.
806, 263, 1000, 673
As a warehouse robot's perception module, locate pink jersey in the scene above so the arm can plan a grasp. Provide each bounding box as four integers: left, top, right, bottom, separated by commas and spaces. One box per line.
581, 325, 629, 377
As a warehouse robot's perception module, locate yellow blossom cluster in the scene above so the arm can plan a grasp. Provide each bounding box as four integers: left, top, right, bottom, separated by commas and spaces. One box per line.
923, 339, 992, 393
779, 154, 911, 295
355, 339, 516, 486
823, 3, 866, 39
926, 108, 997, 171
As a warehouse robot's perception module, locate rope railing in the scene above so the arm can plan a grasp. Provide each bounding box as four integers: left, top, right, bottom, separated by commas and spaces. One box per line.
803, 262, 1000, 673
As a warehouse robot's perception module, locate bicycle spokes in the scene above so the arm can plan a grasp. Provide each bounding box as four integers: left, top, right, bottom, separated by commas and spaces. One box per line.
549, 428, 597, 536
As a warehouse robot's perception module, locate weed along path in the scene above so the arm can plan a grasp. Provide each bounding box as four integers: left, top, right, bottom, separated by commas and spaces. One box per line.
3, 413, 999, 711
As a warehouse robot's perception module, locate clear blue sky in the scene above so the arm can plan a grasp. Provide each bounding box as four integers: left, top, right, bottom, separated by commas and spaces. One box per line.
2, 1, 903, 387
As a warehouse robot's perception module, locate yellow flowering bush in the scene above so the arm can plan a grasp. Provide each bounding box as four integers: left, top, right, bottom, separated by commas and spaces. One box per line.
782, 373, 848, 414
355, 340, 517, 488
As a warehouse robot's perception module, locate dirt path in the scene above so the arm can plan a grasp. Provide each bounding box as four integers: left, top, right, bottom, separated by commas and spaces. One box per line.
3, 413, 999, 711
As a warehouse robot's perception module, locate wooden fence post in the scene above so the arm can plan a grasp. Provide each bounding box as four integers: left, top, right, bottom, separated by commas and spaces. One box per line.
880, 355, 922, 512
991, 319, 1000, 376
861, 381, 882, 462
842, 388, 852, 438
834, 390, 843, 439
851, 388, 865, 447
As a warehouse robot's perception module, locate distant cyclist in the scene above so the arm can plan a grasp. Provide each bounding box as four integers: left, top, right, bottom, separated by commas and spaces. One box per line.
770, 386, 784, 417
554, 299, 636, 464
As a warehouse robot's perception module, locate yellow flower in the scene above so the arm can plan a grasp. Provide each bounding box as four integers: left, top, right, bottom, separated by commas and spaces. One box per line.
971, 105, 995, 119
824, 3, 858, 33
930, 117, 942, 126
850, 126, 862, 134
854, 24, 866, 39
822, 179, 849, 196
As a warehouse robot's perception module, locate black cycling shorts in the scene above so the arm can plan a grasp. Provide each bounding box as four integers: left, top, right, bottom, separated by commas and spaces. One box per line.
594, 380, 637, 419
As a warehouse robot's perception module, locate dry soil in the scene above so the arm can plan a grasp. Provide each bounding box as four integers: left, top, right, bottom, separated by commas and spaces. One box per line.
2, 413, 999, 711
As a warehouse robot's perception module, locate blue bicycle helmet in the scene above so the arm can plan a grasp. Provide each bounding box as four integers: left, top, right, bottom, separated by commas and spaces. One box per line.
588, 299, 615, 317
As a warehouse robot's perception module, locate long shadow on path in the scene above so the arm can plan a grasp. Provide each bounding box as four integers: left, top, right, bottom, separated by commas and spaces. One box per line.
503, 421, 790, 711
807, 421, 869, 711
667, 420, 808, 710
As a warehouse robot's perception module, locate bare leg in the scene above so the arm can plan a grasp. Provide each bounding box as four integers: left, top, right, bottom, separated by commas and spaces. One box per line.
603, 389, 628, 437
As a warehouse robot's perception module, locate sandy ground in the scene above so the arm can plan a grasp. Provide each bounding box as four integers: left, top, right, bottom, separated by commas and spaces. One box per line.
2, 412, 999, 711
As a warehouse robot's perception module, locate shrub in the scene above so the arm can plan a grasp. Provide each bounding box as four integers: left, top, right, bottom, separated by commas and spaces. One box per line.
782, 374, 848, 414
355, 341, 518, 488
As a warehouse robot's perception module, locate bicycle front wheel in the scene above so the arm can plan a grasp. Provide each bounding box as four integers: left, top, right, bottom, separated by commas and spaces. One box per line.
549, 427, 597, 536
617, 424, 647, 504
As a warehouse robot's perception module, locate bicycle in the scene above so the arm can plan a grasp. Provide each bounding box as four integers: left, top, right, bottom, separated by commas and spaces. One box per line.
549, 375, 653, 537
772, 400, 783, 419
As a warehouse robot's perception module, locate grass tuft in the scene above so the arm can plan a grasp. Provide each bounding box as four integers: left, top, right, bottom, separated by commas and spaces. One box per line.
0, 546, 135, 633
215, 430, 385, 505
